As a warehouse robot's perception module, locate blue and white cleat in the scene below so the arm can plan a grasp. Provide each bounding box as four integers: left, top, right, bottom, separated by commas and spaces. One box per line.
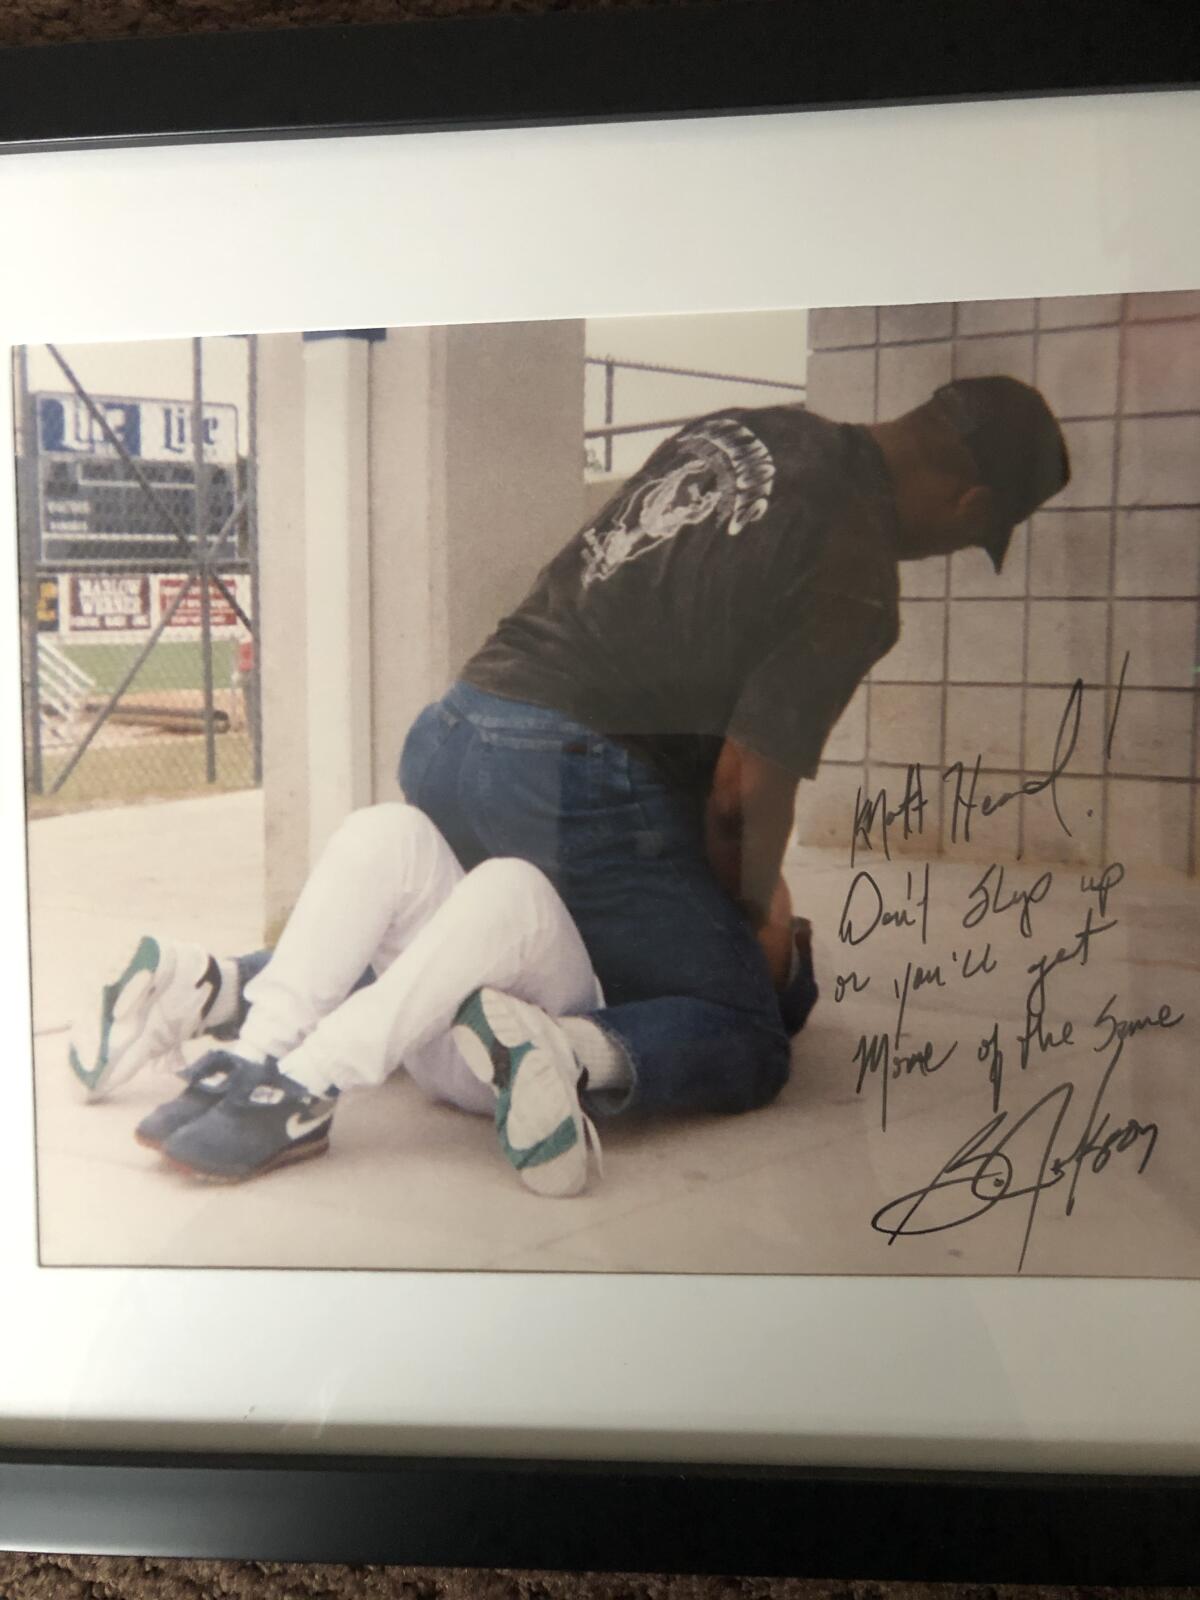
161, 1057, 336, 1183
68, 935, 221, 1100
134, 1049, 243, 1150
452, 988, 600, 1198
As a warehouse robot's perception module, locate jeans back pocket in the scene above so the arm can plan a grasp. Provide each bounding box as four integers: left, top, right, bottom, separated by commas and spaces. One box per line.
397, 701, 461, 804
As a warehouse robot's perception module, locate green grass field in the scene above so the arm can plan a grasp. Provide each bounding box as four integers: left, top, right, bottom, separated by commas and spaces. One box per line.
61, 638, 238, 695
29, 639, 255, 817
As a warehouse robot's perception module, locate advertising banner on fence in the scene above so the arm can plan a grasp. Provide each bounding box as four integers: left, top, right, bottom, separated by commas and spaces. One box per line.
35, 577, 59, 633
68, 574, 151, 633
157, 575, 243, 632
44, 572, 249, 639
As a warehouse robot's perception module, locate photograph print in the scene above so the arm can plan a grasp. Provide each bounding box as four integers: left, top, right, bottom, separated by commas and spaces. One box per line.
13, 290, 1200, 1277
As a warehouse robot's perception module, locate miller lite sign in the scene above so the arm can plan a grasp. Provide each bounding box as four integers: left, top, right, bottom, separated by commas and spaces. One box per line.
36, 392, 239, 465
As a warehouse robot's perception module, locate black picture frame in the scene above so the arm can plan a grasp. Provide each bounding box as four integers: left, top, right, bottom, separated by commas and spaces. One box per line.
0, 0, 1194, 153
0, 1449, 1198, 1581
1, 0, 1199, 1581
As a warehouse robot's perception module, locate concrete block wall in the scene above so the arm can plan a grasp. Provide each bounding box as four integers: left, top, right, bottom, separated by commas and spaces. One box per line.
800, 292, 1200, 873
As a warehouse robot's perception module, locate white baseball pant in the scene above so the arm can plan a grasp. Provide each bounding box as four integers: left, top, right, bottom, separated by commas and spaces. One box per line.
236, 803, 602, 1107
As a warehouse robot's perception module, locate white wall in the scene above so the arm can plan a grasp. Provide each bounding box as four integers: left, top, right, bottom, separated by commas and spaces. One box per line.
584, 308, 809, 479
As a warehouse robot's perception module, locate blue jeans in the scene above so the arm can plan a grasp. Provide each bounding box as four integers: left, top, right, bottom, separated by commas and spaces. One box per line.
395, 682, 793, 1118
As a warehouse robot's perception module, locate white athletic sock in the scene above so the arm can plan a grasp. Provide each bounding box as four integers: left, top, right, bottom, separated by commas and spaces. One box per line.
206, 957, 242, 1031
560, 1017, 632, 1094
275, 1037, 338, 1096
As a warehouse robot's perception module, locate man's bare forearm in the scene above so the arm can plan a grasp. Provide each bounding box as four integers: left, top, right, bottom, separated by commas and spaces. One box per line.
734, 788, 795, 928
704, 802, 745, 907
705, 748, 797, 929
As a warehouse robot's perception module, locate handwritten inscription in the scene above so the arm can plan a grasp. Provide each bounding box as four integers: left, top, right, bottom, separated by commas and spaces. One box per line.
832, 667, 1187, 1273
963, 863, 1052, 939
838, 865, 930, 946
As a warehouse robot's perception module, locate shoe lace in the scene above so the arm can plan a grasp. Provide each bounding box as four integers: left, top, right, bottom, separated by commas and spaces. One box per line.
218, 1057, 281, 1107
576, 1067, 603, 1177
582, 1111, 603, 1177
182, 1049, 241, 1085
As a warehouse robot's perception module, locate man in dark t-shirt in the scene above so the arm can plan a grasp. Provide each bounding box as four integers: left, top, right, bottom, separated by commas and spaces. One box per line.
466, 407, 898, 793
396, 375, 1070, 1198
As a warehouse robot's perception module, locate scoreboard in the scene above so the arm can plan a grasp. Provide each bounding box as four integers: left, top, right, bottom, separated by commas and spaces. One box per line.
34, 392, 241, 568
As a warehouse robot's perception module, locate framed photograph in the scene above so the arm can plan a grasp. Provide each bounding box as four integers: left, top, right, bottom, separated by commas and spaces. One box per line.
2, 0, 1200, 1580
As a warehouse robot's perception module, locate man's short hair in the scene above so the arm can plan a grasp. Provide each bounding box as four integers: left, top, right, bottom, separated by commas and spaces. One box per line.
931, 376, 1071, 570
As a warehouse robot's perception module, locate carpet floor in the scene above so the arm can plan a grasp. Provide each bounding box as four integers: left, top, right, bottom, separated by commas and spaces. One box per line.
3, 1563, 1196, 1600
0, 0, 708, 50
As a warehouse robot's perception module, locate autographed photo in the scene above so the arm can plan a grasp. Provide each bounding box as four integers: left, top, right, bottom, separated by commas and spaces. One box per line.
14, 291, 1200, 1277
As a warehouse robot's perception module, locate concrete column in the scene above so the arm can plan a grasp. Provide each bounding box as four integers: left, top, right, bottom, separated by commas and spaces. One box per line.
302, 336, 374, 856
368, 319, 585, 794
259, 320, 584, 936
368, 325, 451, 781
254, 332, 308, 943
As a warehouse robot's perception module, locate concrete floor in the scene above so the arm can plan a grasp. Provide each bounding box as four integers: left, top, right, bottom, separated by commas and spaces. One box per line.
27, 790, 1200, 1277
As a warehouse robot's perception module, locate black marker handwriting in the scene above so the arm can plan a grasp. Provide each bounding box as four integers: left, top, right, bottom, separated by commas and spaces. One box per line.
1019, 905, 1117, 1068
838, 864, 930, 947
870, 1055, 1157, 1272
894, 961, 945, 1001
978, 1022, 1006, 1111
1106, 650, 1130, 761
1080, 861, 1125, 919
851, 764, 928, 864
1092, 993, 1183, 1067
942, 679, 1083, 845
853, 1029, 958, 1132
834, 970, 871, 1003
961, 943, 997, 979
962, 862, 1053, 939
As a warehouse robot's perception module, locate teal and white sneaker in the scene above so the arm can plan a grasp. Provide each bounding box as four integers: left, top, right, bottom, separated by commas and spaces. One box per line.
68, 935, 222, 1100
452, 988, 601, 1198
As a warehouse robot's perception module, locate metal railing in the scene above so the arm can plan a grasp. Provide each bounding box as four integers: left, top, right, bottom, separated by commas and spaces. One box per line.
36, 636, 95, 744
584, 355, 806, 470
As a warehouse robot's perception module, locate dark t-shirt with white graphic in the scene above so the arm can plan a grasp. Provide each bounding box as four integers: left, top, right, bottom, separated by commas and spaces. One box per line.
462, 405, 902, 791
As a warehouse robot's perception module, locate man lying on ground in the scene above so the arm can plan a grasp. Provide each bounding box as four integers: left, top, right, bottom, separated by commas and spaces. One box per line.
69, 803, 816, 1197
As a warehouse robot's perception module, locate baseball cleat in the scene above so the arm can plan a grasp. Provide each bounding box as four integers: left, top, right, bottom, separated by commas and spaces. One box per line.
453, 987, 600, 1198
134, 1049, 244, 1151
69, 935, 223, 1100
161, 1056, 336, 1183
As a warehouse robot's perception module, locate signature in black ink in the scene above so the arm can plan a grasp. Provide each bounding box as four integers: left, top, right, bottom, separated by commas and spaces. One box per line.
871, 1018, 1160, 1272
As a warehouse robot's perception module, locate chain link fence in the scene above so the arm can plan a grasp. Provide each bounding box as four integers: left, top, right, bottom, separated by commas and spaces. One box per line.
13, 336, 261, 818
